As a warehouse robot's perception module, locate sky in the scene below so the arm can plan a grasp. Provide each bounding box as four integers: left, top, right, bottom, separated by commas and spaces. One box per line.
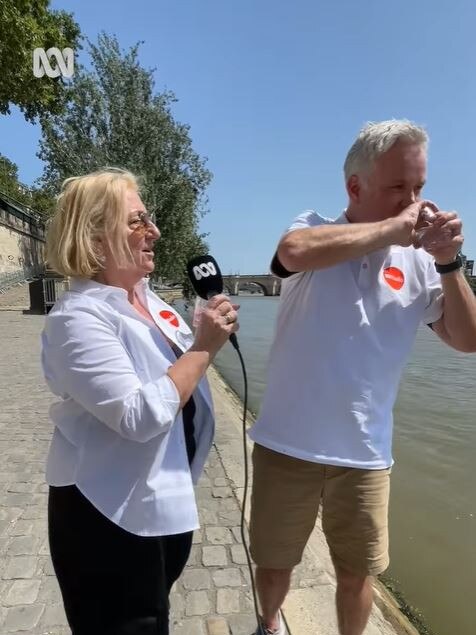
1, 0, 475, 274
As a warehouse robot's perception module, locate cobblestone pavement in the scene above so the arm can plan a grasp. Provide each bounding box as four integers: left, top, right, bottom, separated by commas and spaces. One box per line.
170, 451, 257, 635
0, 288, 413, 635
0, 311, 64, 634
0, 308, 257, 635
0, 283, 29, 309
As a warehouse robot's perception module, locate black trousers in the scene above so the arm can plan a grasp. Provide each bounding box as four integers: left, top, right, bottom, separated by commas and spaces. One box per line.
48, 485, 193, 635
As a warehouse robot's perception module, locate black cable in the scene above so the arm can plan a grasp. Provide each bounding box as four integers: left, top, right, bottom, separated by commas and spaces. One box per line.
234, 344, 292, 635
235, 345, 263, 633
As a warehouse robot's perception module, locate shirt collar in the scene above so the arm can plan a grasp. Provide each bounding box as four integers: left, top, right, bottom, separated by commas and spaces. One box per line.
335, 210, 350, 224
69, 277, 150, 300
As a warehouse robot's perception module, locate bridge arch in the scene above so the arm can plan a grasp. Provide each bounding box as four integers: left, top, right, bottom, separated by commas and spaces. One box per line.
222, 274, 281, 297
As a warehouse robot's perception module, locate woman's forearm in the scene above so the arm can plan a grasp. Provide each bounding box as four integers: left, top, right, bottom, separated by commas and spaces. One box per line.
167, 349, 212, 407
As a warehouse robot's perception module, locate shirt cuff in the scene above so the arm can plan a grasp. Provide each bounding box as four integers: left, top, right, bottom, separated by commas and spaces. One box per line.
154, 373, 181, 420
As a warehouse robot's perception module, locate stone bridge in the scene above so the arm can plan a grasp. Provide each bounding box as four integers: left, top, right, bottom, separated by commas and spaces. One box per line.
222, 274, 281, 296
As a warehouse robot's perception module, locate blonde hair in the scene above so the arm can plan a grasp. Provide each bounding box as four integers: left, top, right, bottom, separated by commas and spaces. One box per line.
344, 119, 428, 181
46, 168, 140, 278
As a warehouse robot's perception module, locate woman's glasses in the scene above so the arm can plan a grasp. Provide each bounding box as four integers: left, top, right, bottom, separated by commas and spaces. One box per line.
128, 210, 157, 233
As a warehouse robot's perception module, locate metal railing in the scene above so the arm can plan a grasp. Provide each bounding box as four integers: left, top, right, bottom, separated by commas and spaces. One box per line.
0, 191, 46, 243
0, 271, 27, 293
0, 190, 44, 225
43, 277, 69, 311
0, 264, 45, 293
27, 276, 69, 314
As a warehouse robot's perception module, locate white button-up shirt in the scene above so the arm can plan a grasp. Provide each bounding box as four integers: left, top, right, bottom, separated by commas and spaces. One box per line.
249, 210, 444, 469
42, 277, 214, 536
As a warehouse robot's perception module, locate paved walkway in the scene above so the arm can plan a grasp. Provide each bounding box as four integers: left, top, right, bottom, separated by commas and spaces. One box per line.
0, 309, 64, 634
0, 291, 256, 635
0, 285, 418, 635
0, 283, 29, 310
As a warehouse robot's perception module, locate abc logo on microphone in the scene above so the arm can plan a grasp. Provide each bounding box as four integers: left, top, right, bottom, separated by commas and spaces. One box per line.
186, 254, 239, 350
192, 262, 217, 280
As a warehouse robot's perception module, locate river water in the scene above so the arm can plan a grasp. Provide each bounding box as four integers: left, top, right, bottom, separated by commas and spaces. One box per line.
179, 295, 475, 635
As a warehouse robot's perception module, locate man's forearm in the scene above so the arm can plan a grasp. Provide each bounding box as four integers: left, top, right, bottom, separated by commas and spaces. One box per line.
277, 219, 397, 272
440, 270, 476, 352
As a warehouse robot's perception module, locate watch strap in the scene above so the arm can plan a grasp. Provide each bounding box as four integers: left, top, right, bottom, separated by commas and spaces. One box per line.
435, 255, 463, 274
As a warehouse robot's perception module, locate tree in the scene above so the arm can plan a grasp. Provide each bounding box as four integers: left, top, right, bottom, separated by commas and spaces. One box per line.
0, 153, 21, 196
0, 0, 81, 121
28, 185, 56, 216
38, 33, 212, 281
0, 152, 55, 216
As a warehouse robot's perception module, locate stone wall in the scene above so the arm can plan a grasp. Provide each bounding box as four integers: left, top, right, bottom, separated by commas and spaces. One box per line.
0, 195, 45, 289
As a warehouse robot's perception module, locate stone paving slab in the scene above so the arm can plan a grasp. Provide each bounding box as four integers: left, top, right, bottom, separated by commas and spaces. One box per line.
169, 448, 257, 634
0, 283, 29, 309
208, 366, 420, 635
0, 311, 68, 635
0, 303, 418, 635
0, 310, 257, 635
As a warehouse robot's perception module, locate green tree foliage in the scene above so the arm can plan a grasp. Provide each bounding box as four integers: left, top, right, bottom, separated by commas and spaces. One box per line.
0, 0, 81, 121
0, 153, 20, 195
28, 185, 56, 216
0, 152, 54, 216
38, 33, 212, 281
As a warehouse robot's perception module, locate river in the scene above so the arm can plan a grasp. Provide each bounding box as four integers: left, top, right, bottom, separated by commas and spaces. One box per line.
179, 294, 475, 635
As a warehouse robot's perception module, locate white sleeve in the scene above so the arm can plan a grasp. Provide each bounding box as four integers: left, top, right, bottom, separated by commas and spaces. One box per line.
270, 210, 329, 277
285, 210, 329, 233
422, 259, 444, 325
42, 308, 180, 443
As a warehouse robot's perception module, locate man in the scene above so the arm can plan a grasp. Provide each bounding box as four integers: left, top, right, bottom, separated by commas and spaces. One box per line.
248, 119, 476, 635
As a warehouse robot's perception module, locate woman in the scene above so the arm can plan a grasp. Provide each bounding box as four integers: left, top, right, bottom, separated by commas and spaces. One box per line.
41, 168, 239, 635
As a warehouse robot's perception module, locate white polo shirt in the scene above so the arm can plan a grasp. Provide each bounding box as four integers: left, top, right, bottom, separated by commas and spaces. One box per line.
249, 210, 444, 469
42, 277, 214, 536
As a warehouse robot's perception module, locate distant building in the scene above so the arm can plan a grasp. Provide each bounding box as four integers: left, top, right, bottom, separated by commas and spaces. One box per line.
461, 253, 474, 277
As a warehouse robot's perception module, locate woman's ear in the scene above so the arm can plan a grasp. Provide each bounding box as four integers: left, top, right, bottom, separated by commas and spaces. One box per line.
93, 237, 106, 263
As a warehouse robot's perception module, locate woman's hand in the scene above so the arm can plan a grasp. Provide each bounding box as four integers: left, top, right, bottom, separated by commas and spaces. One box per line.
167, 295, 239, 407
192, 294, 240, 359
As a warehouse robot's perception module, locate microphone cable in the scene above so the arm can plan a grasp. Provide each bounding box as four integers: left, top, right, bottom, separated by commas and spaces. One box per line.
181, 250, 294, 634
233, 342, 293, 635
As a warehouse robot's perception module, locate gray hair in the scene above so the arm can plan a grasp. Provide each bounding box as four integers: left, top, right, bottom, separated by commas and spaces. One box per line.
343, 119, 428, 181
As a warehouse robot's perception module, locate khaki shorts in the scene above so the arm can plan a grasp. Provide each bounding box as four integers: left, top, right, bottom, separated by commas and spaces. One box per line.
249, 444, 391, 576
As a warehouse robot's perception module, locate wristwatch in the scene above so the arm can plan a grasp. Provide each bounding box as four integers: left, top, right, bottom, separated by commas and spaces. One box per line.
435, 254, 463, 275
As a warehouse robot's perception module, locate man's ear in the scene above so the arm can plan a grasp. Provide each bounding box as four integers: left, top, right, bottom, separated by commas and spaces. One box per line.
346, 174, 362, 204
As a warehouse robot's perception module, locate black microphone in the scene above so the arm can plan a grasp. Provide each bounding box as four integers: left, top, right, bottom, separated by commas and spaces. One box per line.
186, 254, 239, 350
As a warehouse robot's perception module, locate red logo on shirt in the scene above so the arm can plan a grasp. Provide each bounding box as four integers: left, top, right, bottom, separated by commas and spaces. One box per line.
383, 267, 404, 290
159, 310, 179, 328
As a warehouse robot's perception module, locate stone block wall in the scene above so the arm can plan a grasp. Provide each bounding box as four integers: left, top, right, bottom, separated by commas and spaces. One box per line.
0, 199, 45, 288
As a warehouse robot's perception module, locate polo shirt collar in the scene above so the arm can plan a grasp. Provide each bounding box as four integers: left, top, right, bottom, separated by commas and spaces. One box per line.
336, 210, 350, 224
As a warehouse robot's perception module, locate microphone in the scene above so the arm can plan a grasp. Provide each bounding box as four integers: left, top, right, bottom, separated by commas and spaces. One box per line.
186, 254, 239, 350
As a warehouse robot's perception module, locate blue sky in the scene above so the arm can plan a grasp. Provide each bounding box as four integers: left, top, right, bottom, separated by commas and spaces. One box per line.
1, 0, 475, 274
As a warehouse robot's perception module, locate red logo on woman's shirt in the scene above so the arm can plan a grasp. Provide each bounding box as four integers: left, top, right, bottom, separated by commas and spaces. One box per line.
159, 310, 179, 328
